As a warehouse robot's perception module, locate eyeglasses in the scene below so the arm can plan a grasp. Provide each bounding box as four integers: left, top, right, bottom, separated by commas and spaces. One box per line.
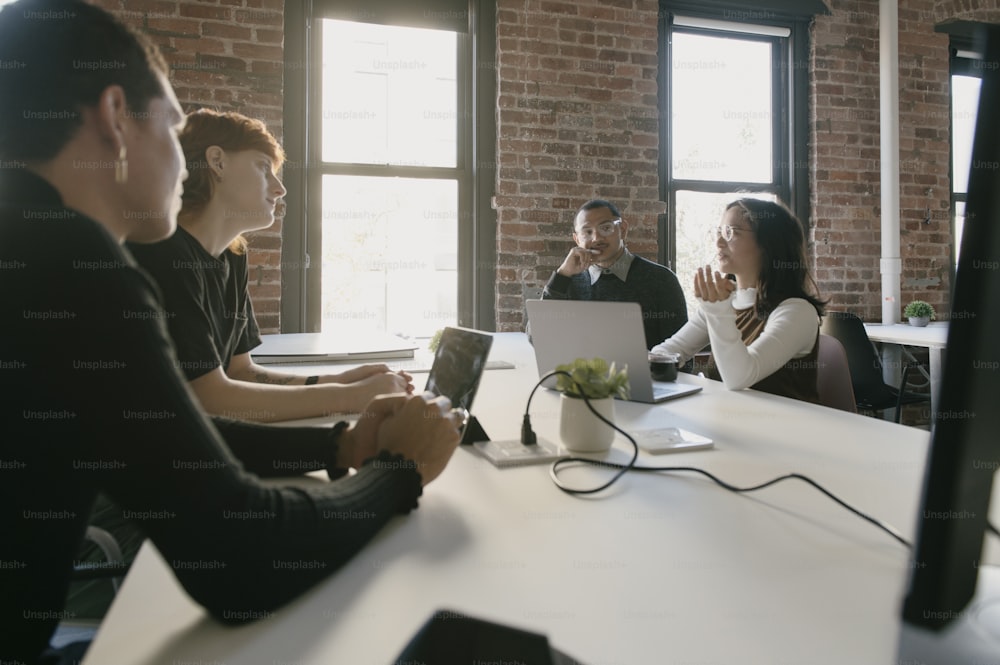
713, 224, 750, 242
576, 219, 621, 241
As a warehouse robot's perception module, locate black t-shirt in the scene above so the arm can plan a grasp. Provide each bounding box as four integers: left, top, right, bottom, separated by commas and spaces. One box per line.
127, 227, 261, 380
0, 170, 421, 664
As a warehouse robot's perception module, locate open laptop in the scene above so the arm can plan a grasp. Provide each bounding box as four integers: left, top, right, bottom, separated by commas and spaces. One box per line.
251, 331, 418, 364
525, 300, 702, 404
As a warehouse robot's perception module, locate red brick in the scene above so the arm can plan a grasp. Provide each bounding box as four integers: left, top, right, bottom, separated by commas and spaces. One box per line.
144, 17, 200, 37
179, 4, 232, 20
202, 21, 252, 40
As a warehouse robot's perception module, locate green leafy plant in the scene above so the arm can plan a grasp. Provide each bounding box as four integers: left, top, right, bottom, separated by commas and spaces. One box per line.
554, 357, 630, 400
428, 329, 444, 353
903, 300, 936, 320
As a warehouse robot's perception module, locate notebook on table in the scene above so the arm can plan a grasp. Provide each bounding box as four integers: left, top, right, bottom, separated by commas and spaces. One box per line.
251, 331, 418, 364
524, 300, 702, 404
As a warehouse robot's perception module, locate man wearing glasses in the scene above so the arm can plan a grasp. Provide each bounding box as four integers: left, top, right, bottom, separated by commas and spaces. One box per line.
542, 199, 688, 349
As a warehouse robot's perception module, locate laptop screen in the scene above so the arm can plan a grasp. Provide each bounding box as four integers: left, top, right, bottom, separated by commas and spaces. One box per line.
424, 327, 494, 411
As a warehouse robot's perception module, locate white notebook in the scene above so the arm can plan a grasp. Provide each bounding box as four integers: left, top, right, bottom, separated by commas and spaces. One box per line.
252, 332, 417, 364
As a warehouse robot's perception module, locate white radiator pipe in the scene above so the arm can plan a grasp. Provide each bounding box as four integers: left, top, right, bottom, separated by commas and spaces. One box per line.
879, 0, 902, 323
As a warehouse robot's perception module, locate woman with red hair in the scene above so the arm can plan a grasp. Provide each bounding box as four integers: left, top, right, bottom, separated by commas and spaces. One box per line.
129, 109, 412, 422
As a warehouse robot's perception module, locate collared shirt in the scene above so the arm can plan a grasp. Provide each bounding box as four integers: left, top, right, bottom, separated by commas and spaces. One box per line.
587, 247, 635, 285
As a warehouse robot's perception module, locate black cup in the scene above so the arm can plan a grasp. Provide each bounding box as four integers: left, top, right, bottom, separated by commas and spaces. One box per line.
649, 355, 678, 382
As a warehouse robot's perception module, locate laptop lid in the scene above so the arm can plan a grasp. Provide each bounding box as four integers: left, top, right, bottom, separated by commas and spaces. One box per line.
525, 300, 701, 404
424, 327, 494, 412
251, 331, 418, 364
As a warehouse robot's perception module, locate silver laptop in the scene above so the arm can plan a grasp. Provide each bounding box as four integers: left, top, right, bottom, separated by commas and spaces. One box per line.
251, 331, 418, 364
525, 300, 702, 404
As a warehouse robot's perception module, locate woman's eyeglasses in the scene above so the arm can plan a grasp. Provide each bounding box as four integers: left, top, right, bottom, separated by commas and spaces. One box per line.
576, 219, 621, 241
712, 224, 750, 242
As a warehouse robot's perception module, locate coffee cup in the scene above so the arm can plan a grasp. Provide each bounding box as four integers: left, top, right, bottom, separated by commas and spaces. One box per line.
648, 352, 679, 382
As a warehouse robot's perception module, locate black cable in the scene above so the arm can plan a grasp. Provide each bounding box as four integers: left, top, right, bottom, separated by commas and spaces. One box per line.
523, 370, 639, 493
521, 372, 911, 548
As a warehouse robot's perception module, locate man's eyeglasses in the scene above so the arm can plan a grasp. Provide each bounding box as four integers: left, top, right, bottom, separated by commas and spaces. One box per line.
576, 219, 621, 241
712, 224, 750, 242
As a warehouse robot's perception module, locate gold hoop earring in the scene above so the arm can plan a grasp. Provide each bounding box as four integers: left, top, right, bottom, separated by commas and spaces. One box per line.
115, 146, 128, 185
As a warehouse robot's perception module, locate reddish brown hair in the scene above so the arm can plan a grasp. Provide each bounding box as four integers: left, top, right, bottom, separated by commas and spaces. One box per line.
178, 109, 285, 254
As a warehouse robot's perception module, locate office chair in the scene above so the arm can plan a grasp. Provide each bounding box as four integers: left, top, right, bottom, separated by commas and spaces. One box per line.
816, 334, 857, 413
820, 311, 929, 423
50, 526, 131, 649
74, 525, 130, 591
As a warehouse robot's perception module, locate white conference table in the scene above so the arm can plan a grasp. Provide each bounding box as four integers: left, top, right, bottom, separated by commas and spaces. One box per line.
864, 322, 948, 415
83, 333, 998, 665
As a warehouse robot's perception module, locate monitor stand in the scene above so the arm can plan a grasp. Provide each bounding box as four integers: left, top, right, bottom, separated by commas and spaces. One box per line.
897, 564, 1000, 664
460, 415, 489, 445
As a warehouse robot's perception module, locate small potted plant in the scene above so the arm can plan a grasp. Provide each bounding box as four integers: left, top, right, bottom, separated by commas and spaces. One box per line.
903, 300, 936, 327
554, 358, 629, 453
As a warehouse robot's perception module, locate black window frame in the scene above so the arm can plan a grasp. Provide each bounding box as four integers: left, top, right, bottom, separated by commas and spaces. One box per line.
658, 1, 816, 271
282, 0, 496, 333
945, 29, 985, 278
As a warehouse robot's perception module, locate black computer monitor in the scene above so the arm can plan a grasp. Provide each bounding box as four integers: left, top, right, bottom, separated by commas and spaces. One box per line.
897, 23, 1000, 662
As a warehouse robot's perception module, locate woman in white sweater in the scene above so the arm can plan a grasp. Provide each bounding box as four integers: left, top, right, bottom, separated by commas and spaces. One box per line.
651, 198, 826, 402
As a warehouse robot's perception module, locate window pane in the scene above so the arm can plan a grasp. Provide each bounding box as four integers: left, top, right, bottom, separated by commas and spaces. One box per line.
674, 190, 775, 317
321, 20, 457, 167
954, 199, 966, 266
321, 175, 457, 337
671, 33, 772, 182
951, 74, 981, 195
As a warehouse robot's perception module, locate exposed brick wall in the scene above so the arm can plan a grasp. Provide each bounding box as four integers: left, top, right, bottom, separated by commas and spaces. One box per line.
494, 0, 662, 331
810, 1, 885, 319
934, 0, 1000, 23
99, 0, 995, 333
812, 0, 1000, 323
98, 0, 285, 332
811, 0, 953, 322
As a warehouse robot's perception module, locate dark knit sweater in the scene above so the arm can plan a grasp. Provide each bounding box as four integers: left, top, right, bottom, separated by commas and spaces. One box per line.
542, 255, 688, 349
0, 170, 422, 664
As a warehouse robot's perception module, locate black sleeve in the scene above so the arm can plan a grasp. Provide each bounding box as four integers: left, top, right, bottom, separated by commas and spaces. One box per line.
653, 266, 689, 341
129, 240, 224, 380
76, 266, 423, 621
231, 253, 262, 356
542, 271, 573, 299
210, 417, 350, 480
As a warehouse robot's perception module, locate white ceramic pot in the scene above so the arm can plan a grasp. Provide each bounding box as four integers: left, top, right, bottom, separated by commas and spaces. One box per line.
559, 394, 616, 453
908, 316, 930, 327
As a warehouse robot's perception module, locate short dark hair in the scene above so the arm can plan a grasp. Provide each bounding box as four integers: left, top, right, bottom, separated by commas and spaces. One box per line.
0, 0, 168, 163
727, 198, 826, 318
576, 199, 622, 221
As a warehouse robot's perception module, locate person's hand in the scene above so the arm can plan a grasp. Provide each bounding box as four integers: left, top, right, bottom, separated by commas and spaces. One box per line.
333, 364, 414, 393
337, 394, 408, 469
556, 246, 601, 277
342, 371, 414, 411
329, 364, 392, 384
374, 392, 463, 486
693, 265, 736, 303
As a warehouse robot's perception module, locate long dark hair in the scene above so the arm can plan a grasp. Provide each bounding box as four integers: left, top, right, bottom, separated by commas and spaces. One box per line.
727, 198, 826, 318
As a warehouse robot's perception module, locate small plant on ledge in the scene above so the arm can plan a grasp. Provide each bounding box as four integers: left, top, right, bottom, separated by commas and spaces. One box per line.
554, 357, 630, 400
903, 300, 936, 327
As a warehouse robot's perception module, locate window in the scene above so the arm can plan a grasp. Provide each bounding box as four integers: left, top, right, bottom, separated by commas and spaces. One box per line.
659, 3, 816, 313
282, 1, 496, 335
950, 46, 983, 268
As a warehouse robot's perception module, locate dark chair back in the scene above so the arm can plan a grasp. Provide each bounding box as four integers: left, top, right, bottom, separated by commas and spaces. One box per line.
820, 311, 886, 398
816, 334, 857, 413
